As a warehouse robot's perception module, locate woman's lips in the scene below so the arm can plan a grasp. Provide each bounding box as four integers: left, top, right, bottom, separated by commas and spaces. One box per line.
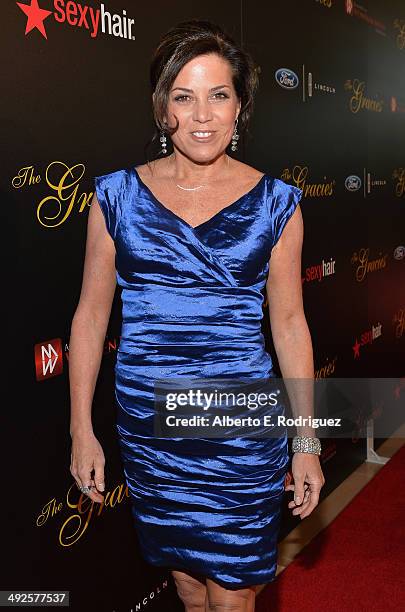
190, 131, 216, 143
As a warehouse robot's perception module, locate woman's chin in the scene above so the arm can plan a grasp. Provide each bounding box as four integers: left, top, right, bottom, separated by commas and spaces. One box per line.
177, 145, 226, 164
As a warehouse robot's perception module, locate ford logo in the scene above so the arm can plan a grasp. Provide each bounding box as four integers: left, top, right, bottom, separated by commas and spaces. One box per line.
275, 68, 299, 90
394, 246, 405, 260
345, 175, 362, 191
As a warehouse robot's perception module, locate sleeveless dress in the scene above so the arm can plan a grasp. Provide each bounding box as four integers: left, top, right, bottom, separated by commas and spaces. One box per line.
94, 165, 303, 589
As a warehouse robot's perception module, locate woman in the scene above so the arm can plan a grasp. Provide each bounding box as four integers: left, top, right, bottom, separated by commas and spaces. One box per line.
69, 19, 325, 612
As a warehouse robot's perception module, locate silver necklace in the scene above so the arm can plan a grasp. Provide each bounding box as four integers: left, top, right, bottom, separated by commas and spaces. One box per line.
168, 154, 230, 192
171, 171, 206, 192
175, 182, 204, 191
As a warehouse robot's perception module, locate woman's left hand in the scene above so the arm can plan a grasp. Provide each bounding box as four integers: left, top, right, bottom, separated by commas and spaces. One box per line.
284, 452, 325, 519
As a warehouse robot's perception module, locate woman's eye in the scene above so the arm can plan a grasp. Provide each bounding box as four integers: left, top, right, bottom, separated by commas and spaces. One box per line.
173, 92, 229, 102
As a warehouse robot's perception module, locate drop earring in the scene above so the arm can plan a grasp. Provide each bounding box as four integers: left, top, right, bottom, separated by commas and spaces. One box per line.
160, 129, 168, 155
231, 118, 240, 152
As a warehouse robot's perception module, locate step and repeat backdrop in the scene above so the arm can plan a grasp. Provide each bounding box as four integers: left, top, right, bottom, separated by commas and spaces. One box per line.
3, 0, 404, 610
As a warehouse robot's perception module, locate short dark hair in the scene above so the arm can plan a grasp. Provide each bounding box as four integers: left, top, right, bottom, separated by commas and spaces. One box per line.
147, 19, 259, 158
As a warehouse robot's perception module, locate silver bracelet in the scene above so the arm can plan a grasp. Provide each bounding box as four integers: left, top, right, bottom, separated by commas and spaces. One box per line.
292, 436, 321, 455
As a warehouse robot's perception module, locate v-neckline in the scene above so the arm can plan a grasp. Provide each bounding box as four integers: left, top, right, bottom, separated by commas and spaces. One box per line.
132, 166, 267, 231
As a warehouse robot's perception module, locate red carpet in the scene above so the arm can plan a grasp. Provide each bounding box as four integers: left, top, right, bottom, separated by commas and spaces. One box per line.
256, 444, 405, 612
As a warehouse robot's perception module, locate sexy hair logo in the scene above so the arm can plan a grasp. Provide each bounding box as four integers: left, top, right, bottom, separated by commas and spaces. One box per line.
352, 323, 382, 358
17, 0, 135, 41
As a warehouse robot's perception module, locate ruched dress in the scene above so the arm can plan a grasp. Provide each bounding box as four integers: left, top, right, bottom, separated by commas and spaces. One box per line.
94, 165, 302, 589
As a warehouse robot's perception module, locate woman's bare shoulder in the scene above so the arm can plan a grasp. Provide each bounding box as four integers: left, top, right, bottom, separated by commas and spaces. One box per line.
230, 159, 265, 181
134, 159, 166, 180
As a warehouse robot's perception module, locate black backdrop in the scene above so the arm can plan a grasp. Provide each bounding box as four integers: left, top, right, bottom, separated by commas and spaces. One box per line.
3, 1, 405, 611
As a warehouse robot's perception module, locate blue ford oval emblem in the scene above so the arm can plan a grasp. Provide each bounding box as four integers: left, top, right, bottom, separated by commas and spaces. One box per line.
345, 175, 362, 191
394, 246, 405, 260
275, 68, 299, 89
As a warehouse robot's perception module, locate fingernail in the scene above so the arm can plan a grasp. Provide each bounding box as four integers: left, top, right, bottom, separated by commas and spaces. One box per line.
98, 484, 105, 491
295, 496, 301, 505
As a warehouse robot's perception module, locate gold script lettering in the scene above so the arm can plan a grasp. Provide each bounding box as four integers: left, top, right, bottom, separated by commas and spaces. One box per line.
36, 497, 63, 526
394, 19, 405, 50
37, 161, 92, 228
393, 168, 405, 197
349, 80, 384, 114
282, 165, 335, 197
12, 165, 41, 188
57, 482, 130, 546
59, 483, 94, 547
94, 483, 130, 517
351, 248, 388, 282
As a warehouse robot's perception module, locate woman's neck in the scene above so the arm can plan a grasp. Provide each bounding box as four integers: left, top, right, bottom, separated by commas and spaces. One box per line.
164, 151, 232, 182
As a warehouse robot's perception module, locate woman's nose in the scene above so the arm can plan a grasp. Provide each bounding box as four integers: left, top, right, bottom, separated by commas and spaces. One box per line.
192, 99, 212, 123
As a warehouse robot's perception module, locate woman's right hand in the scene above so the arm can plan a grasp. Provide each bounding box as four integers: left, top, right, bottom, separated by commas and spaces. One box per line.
70, 430, 106, 504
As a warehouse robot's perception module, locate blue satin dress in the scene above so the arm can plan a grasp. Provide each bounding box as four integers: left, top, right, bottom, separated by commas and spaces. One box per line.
94, 165, 302, 589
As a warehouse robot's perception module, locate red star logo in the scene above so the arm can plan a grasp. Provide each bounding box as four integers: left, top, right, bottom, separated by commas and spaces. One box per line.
352, 338, 361, 359
17, 0, 52, 40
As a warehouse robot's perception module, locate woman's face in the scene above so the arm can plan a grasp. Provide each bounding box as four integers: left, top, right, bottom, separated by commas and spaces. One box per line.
163, 53, 241, 163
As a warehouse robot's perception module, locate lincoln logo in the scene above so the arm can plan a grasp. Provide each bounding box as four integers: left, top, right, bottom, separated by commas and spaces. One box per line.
17, 0, 135, 41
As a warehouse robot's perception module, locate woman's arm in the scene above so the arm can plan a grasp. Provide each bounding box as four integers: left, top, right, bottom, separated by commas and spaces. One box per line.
69, 191, 117, 437
266, 204, 315, 438
266, 206, 325, 519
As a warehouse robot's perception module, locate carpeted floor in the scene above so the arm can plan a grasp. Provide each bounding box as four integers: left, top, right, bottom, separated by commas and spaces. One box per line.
256, 443, 405, 611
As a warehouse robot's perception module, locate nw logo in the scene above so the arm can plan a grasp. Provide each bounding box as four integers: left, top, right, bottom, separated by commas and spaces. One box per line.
34, 338, 64, 380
